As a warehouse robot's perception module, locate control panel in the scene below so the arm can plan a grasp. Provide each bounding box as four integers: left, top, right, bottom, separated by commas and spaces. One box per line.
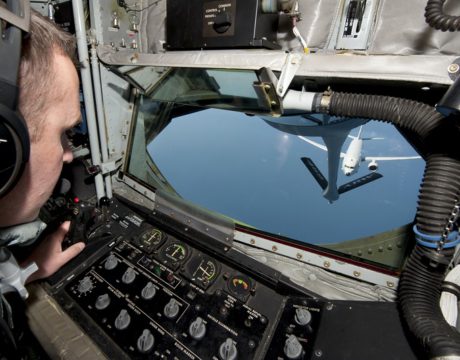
46, 197, 418, 360
165, 0, 280, 50
65, 239, 275, 359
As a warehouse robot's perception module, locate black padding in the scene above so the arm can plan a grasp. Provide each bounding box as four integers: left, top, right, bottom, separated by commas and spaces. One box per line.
0, 103, 29, 197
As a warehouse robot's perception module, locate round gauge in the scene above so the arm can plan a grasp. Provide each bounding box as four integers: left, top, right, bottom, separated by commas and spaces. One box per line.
193, 259, 217, 283
228, 274, 253, 300
185, 255, 219, 288
163, 242, 188, 263
137, 227, 166, 253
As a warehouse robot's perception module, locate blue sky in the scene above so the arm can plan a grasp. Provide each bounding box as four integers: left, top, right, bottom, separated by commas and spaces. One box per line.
147, 108, 425, 245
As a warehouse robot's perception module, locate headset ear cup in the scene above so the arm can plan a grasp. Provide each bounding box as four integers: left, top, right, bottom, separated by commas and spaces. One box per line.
0, 103, 30, 198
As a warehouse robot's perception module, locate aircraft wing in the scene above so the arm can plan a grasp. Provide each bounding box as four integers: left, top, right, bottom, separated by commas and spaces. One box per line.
301, 157, 328, 190
338, 172, 383, 194
348, 135, 384, 140
364, 156, 421, 161
298, 136, 346, 158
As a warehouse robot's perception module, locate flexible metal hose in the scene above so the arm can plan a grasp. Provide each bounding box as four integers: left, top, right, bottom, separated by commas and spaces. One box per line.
399, 245, 460, 357
327, 91, 460, 358
425, 0, 460, 32
328, 92, 444, 139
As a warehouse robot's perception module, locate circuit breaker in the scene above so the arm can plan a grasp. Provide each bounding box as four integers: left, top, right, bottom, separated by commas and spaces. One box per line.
165, 0, 280, 50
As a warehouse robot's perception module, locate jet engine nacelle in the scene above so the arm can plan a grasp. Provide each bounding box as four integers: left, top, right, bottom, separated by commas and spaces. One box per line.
368, 160, 378, 172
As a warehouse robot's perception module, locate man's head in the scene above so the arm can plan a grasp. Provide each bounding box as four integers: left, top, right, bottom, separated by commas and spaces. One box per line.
0, 11, 81, 226
18, 10, 78, 142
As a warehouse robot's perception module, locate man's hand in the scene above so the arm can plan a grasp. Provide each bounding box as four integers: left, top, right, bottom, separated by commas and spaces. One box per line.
23, 221, 85, 283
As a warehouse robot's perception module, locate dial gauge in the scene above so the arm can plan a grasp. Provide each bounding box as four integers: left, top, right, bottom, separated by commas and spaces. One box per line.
162, 241, 188, 263
227, 274, 253, 301
136, 227, 166, 253
184, 254, 219, 289
194, 259, 217, 282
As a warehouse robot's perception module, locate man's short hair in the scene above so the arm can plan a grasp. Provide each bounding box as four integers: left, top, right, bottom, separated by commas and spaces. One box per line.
18, 10, 77, 142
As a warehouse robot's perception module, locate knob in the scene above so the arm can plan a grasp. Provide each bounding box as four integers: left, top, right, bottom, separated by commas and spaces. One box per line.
104, 254, 118, 270
219, 338, 237, 360
189, 317, 206, 340
141, 282, 156, 300
115, 309, 131, 330
122, 267, 136, 284
137, 329, 155, 353
77, 276, 93, 294
295, 308, 312, 326
95, 293, 111, 310
163, 298, 180, 319
213, 11, 232, 34
284, 335, 303, 360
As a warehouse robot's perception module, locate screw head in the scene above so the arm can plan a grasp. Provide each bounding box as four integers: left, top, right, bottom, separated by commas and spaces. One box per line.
314, 349, 323, 357
448, 63, 460, 74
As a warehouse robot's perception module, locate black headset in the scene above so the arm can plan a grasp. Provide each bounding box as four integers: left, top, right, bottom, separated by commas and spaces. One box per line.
0, 0, 30, 198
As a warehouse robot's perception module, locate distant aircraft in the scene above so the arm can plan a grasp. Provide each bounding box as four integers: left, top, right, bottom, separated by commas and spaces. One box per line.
299, 125, 421, 176
262, 116, 421, 203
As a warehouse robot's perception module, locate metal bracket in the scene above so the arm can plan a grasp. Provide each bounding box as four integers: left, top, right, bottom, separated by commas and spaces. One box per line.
100, 157, 123, 175
254, 67, 283, 116
84, 156, 123, 176
436, 58, 460, 116
277, 52, 303, 97
253, 53, 303, 116
253, 81, 282, 116
0, 0, 30, 32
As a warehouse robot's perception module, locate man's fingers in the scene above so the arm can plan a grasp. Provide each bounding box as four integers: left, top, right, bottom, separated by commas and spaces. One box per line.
52, 221, 71, 243
58, 241, 85, 266
61, 220, 71, 232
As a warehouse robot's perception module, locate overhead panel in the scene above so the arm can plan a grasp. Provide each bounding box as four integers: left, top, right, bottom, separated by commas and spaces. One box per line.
165, 0, 280, 50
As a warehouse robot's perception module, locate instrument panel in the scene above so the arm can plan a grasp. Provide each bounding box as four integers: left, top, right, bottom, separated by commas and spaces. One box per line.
66, 241, 272, 359
46, 197, 419, 360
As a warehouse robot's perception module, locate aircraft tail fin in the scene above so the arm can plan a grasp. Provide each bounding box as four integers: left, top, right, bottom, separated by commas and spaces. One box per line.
301, 157, 328, 190
357, 125, 363, 139
348, 125, 364, 140
338, 172, 383, 194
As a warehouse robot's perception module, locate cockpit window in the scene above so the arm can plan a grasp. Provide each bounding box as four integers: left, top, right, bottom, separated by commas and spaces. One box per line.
124, 67, 424, 270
